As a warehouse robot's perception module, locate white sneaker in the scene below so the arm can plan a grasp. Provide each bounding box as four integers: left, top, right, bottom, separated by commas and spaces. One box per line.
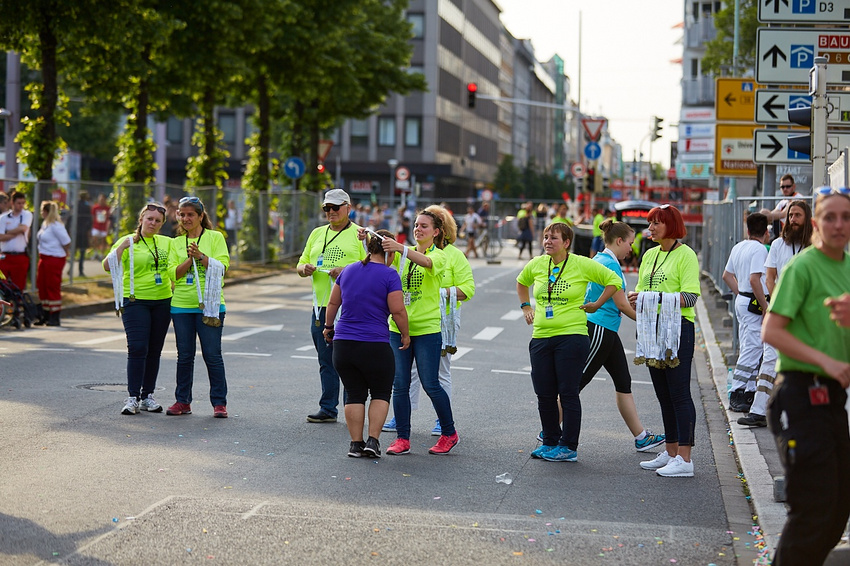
656, 455, 694, 477
639, 450, 671, 470
121, 397, 140, 415
139, 394, 162, 412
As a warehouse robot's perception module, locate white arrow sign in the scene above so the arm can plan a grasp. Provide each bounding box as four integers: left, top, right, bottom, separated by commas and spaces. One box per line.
753, 129, 850, 164
757, 89, 850, 125
759, 0, 850, 23
756, 28, 850, 84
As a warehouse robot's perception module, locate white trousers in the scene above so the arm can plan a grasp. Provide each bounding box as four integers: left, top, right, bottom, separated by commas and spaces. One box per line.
731, 296, 764, 393
749, 342, 778, 416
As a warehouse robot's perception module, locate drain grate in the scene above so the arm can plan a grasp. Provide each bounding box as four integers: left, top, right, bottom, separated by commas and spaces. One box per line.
75, 383, 165, 392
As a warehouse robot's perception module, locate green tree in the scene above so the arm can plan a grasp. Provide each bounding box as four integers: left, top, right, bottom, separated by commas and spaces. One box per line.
492, 155, 523, 198
701, 0, 758, 76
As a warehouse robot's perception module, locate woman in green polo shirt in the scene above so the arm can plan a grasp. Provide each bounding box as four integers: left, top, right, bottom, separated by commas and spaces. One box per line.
103, 202, 172, 416
628, 204, 701, 478
762, 191, 850, 566
517, 222, 621, 463
375, 210, 459, 456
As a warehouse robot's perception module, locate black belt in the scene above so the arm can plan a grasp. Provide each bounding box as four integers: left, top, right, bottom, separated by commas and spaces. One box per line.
2, 252, 27, 255
739, 291, 770, 301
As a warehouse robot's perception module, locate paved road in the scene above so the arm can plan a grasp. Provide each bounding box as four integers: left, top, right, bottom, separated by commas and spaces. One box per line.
0, 256, 764, 565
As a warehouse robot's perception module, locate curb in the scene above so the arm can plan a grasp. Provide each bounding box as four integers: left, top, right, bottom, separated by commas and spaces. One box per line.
695, 299, 786, 554
61, 271, 283, 318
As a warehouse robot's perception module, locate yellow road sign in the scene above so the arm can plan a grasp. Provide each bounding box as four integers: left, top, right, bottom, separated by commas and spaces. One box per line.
715, 124, 757, 177
716, 78, 762, 122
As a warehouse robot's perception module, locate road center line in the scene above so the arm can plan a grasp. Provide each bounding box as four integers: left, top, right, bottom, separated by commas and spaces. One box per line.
245, 304, 284, 313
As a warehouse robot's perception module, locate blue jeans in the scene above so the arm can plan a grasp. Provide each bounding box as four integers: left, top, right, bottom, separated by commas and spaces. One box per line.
390, 331, 455, 439
122, 298, 171, 399
172, 312, 227, 407
648, 319, 696, 446
529, 334, 590, 450
311, 307, 341, 417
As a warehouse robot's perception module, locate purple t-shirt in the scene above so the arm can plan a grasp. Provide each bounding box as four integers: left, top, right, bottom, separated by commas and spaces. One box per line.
334, 261, 402, 343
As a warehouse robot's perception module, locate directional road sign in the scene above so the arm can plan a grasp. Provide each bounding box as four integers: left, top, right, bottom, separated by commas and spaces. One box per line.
757, 28, 850, 84
584, 142, 602, 161
715, 124, 757, 176
716, 78, 760, 122
759, 0, 850, 23
283, 156, 306, 180
755, 129, 850, 163
756, 88, 850, 126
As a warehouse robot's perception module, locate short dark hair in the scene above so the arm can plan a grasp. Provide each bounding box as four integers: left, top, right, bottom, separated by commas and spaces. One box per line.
10, 190, 25, 202
647, 205, 686, 239
544, 222, 573, 245
746, 212, 768, 237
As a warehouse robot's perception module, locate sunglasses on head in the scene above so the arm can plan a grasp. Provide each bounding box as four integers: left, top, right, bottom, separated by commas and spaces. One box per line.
322, 204, 345, 212
179, 196, 203, 207
816, 186, 850, 196
145, 204, 166, 214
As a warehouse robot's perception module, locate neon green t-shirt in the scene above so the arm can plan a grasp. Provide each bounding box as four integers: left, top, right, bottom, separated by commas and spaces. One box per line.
169, 229, 230, 310
441, 243, 475, 307
390, 245, 446, 336
769, 246, 850, 376
517, 253, 621, 338
297, 222, 366, 307
109, 234, 173, 300
592, 214, 605, 237
635, 242, 700, 322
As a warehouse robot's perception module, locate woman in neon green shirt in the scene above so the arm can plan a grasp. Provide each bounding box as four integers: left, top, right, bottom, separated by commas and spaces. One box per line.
517, 222, 620, 463
371, 210, 459, 456
103, 202, 172, 416
628, 205, 700, 478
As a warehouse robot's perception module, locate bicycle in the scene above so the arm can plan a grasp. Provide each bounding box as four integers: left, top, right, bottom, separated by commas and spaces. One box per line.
477, 218, 504, 260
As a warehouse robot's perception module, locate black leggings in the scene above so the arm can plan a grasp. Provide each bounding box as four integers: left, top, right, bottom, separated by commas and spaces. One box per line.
332, 340, 395, 404
580, 321, 632, 394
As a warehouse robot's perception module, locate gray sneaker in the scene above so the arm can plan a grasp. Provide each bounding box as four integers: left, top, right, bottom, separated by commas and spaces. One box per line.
121, 397, 140, 415
639, 450, 671, 470
139, 394, 163, 412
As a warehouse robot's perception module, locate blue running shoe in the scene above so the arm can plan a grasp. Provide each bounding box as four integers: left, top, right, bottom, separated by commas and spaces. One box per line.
635, 431, 666, 452
431, 419, 442, 436
382, 417, 397, 433
542, 446, 578, 462
531, 445, 557, 459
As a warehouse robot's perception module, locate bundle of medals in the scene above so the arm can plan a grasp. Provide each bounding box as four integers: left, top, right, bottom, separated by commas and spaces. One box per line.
633, 291, 681, 369
440, 286, 460, 357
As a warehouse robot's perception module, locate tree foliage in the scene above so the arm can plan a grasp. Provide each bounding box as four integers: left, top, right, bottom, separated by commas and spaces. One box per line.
701, 0, 759, 76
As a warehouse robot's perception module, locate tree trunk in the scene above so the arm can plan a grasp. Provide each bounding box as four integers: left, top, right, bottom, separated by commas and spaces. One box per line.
202, 87, 216, 186
36, 15, 58, 181
257, 74, 270, 191
132, 44, 152, 185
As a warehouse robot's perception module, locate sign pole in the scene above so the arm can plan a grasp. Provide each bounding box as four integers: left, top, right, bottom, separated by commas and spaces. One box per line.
812, 56, 828, 188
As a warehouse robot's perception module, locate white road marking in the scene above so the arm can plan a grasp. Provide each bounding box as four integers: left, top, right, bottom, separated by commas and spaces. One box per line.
451, 346, 472, 360
245, 304, 284, 313
291, 355, 316, 360
223, 325, 284, 341
624, 348, 634, 355
452, 366, 474, 371
74, 334, 125, 345
241, 501, 270, 520
94, 349, 128, 353
299, 294, 313, 301
500, 310, 524, 321
224, 352, 272, 357
472, 327, 504, 341
27, 348, 73, 352
296, 344, 315, 351
491, 369, 527, 375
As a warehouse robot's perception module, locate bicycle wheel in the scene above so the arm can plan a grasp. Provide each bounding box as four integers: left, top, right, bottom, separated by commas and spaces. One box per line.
479, 234, 490, 258
0, 290, 11, 328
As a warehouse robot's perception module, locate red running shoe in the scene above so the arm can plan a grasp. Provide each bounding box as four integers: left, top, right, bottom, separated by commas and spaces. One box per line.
213, 405, 228, 418
166, 402, 192, 416
386, 438, 411, 455
429, 432, 459, 455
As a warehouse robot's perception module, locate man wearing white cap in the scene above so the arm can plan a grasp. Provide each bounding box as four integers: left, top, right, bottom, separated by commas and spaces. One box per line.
298, 189, 367, 422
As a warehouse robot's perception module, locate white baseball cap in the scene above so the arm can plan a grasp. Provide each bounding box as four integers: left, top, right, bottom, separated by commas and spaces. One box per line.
323, 189, 351, 206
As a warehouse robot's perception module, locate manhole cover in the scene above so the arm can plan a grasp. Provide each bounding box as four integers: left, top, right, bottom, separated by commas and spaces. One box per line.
75, 383, 165, 392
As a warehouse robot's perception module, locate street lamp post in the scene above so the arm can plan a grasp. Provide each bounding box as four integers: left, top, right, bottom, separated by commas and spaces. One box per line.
388, 158, 399, 215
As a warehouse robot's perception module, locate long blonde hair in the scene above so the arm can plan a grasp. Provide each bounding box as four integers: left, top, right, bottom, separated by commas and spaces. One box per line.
425, 204, 457, 245
41, 201, 62, 225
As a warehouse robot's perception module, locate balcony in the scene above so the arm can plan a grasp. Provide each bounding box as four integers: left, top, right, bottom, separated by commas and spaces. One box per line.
685, 18, 717, 48
682, 75, 715, 106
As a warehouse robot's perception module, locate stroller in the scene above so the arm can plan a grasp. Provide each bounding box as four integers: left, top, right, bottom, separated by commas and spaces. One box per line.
0, 272, 39, 329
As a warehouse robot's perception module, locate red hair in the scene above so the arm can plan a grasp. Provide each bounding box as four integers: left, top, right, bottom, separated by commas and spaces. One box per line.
647, 205, 686, 239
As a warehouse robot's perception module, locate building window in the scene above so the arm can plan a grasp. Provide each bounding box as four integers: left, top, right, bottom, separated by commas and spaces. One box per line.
244, 114, 257, 141
408, 13, 424, 38
378, 117, 395, 147
218, 114, 236, 144
166, 117, 183, 144
351, 119, 368, 146
405, 117, 421, 147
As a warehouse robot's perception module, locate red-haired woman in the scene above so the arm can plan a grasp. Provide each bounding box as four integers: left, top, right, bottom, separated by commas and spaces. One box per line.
628, 204, 700, 477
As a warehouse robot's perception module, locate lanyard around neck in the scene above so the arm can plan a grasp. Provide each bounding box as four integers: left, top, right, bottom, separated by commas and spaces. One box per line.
322, 221, 351, 254
140, 235, 159, 272
406, 244, 434, 289
547, 255, 567, 304
649, 241, 679, 287
185, 227, 205, 251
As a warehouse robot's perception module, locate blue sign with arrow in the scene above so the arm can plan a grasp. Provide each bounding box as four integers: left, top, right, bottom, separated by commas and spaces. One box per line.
584, 142, 601, 161
283, 156, 306, 180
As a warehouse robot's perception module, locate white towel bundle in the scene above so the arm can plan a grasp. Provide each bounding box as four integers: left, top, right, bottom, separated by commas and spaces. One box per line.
440, 286, 460, 356
106, 235, 133, 315
634, 291, 682, 368
202, 257, 225, 327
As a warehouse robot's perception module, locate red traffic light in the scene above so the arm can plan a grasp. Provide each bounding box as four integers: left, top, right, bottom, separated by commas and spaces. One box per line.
467, 83, 477, 108
317, 163, 326, 174
467, 82, 477, 93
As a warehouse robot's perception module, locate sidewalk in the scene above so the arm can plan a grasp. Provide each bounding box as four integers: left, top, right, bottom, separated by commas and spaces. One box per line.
697, 275, 850, 564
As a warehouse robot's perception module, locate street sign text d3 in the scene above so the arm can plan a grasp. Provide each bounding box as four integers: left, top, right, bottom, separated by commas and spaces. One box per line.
759, 0, 850, 23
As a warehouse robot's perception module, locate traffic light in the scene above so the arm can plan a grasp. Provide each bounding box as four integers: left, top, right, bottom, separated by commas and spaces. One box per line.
586, 167, 596, 192
787, 105, 812, 157
651, 116, 664, 141
467, 82, 477, 108
639, 178, 647, 192
317, 163, 326, 174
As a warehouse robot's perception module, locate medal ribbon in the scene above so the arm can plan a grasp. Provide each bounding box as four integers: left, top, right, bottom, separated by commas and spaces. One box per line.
127, 235, 135, 299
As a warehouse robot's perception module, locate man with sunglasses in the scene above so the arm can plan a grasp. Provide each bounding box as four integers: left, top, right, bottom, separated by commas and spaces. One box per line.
765, 175, 804, 225
298, 189, 367, 423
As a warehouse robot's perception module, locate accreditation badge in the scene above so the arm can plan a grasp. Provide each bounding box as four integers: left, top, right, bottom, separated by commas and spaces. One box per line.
545, 304, 554, 319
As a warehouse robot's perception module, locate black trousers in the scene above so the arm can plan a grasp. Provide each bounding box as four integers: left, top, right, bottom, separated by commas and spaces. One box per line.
768, 371, 850, 566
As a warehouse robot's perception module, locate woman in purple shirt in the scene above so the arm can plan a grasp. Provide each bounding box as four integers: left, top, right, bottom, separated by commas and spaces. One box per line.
323, 229, 410, 458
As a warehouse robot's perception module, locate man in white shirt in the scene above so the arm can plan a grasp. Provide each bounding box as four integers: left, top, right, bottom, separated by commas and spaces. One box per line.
762, 175, 804, 238
738, 200, 812, 427
722, 213, 770, 414
0, 191, 34, 290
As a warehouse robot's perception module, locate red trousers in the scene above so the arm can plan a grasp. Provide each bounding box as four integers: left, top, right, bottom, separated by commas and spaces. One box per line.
0, 253, 30, 291
37, 254, 65, 313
